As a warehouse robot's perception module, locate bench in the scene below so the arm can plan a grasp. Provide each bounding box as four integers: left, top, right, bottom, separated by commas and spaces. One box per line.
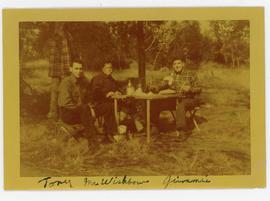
56, 116, 104, 141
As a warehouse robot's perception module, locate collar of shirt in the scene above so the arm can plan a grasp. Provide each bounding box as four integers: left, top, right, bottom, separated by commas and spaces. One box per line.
173, 69, 185, 75
101, 72, 113, 79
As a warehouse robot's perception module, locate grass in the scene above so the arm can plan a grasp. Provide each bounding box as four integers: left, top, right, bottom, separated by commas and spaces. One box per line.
20, 60, 250, 176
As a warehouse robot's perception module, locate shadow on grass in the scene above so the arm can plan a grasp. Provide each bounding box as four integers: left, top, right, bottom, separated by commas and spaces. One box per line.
20, 91, 50, 119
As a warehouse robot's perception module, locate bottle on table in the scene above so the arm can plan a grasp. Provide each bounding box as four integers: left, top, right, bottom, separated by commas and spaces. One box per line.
136, 83, 143, 93
126, 79, 135, 96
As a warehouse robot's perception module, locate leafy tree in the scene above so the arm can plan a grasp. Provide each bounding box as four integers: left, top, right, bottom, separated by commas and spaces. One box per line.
19, 20, 249, 71
19, 22, 54, 65
209, 20, 249, 67
143, 21, 204, 69
144, 21, 174, 69
19, 22, 40, 65
108, 21, 137, 70
168, 21, 203, 67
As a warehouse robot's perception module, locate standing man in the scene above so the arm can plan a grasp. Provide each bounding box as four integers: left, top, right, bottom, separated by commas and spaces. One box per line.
58, 62, 97, 148
47, 23, 73, 119
150, 59, 202, 134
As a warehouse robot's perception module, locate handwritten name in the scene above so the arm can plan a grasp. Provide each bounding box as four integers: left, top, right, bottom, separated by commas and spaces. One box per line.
84, 176, 149, 186
38, 177, 73, 188
163, 175, 211, 188
37, 175, 212, 189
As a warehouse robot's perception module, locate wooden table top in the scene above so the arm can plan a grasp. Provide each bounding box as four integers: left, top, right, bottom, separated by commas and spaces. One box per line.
112, 93, 183, 100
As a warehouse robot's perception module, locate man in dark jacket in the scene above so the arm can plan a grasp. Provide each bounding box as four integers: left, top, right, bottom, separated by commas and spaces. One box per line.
89, 62, 121, 142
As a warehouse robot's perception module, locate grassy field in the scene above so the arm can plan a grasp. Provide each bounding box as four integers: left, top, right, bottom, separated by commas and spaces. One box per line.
20, 60, 250, 176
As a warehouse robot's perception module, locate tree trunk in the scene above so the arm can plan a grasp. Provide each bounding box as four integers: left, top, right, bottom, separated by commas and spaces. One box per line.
224, 54, 228, 65
117, 49, 121, 71
137, 21, 146, 89
231, 54, 235, 68
118, 38, 122, 71
153, 48, 162, 70
236, 57, 240, 67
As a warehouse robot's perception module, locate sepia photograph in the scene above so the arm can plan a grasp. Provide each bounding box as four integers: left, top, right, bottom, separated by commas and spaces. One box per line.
3, 7, 265, 190
19, 20, 251, 176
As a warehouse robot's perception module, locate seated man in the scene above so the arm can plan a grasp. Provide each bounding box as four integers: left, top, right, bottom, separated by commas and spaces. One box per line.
150, 59, 202, 134
89, 62, 136, 142
58, 62, 97, 148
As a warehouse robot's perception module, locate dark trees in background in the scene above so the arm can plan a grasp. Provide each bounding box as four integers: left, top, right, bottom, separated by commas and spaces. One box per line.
209, 20, 250, 67
19, 20, 250, 71
167, 21, 203, 67
66, 22, 117, 70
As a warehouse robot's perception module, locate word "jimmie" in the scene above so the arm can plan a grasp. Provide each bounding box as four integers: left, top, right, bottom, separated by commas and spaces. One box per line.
163, 175, 211, 188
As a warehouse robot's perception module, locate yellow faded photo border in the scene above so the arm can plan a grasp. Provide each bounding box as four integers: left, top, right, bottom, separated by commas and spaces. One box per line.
3, 8, 265, 190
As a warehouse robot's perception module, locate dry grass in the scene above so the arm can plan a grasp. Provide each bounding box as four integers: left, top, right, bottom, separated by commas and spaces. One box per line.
20, 60, 250, 176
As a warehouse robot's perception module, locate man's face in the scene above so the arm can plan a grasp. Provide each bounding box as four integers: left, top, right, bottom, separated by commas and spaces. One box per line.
173, 60, 184, 73
102, 63, 113, 76
70, 62, 83, 78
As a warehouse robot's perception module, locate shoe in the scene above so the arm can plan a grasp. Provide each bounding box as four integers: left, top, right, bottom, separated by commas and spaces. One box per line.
102, 134, 116, 144
107, 134, 116, 143
87, 138, 99, 151
150, 125, 160, 135
176, 127, 191, 141
176, 129, 186, 137
47, 112, 58, 120
126, 131, 133, 140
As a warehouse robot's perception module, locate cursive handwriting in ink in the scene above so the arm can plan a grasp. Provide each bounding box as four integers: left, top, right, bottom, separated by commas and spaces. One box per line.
38, 177, 73, 188
84, 177, 99, 186
163, 175, 211, 188
101, 176, 149, 185
83, 176, 149, 186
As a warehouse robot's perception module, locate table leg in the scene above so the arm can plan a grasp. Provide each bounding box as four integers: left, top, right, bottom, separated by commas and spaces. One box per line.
146, 99, 151, 143
114, 99, 119, 126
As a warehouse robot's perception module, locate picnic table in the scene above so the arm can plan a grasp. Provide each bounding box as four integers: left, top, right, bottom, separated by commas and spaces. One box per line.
112, 93, 182, 143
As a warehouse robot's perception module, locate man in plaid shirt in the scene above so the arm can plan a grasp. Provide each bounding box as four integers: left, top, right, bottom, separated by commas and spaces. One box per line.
47, 23, 73, 119
150, 59, 202, 135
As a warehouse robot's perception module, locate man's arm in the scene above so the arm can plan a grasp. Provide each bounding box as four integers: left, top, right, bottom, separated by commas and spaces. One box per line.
90, 76, 107, 102
79, 76, 91, 104
148, 76, 172, 93
191, 72, 199, 87
58, 79, 77, 109
114, 78, 128, 94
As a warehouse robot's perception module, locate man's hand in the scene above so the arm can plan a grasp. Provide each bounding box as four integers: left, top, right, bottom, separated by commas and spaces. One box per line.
87, 103, 96, 118
106, 91, 115, 98
114, 91, 122, 96
181, 85, 191, 92
163, 76, 173, 86
148, 85, 158, 93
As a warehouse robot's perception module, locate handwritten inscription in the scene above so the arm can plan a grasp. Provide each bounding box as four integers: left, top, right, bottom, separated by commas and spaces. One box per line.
163, 175, 211, 188
84, 176, 149, 186
38, 177, 73, 188
84, 176, 150, 186
37, 175, 212, 189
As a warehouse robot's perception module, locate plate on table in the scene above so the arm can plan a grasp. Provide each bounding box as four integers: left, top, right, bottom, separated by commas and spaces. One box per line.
158, 89, 176, 95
